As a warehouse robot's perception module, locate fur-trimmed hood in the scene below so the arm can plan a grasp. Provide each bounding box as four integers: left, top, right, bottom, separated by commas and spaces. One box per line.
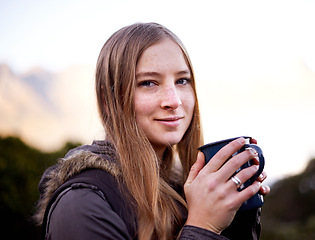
34, 140, 120, 225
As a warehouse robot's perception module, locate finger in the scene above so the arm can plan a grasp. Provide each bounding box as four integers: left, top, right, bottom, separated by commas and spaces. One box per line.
236, 181, 261, 205
204, 137, 246, 173
259, 185, 271, 196
251, 153, 260, 165
250, 138, 257, 144
228, 164, 259, 190
219, 147, 258, 180
257, 171, 267, 182
185, 152, 205, 185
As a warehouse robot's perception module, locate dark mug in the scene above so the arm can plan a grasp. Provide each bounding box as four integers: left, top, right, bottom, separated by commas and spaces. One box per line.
198, 136, 265, 211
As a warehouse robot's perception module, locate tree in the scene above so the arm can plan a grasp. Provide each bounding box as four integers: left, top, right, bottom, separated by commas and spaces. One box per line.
0, 136, 81, 239
261, 158, 315, 240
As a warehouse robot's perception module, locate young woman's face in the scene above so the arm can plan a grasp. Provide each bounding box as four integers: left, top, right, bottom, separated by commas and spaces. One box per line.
134, 38, 195, 157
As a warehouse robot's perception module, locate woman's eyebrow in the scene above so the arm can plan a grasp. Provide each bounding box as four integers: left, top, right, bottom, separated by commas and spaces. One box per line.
177, 70, 191, 76
136, 70, 191, 78
136, 71, 161, 78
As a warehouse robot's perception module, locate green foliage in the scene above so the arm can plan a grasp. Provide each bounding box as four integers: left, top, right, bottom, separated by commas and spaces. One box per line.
0, 136, 81, 239
261, 158, 315, 240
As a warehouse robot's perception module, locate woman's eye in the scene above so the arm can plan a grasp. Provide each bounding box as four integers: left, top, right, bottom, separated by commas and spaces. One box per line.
176, 78, 191, 85
138, 80, 155, 87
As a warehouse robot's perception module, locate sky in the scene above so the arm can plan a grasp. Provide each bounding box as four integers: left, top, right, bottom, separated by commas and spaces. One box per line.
1, 0, 315, 184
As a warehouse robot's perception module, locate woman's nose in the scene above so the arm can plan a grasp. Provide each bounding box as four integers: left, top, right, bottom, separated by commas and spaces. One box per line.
160, 86, 182, 110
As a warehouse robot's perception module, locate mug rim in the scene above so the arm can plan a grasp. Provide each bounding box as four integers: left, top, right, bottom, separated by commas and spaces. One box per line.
198, 136, 251, 150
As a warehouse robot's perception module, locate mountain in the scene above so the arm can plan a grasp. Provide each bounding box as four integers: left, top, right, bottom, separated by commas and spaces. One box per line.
20, 67, 56, 111
0, 63, 103, 151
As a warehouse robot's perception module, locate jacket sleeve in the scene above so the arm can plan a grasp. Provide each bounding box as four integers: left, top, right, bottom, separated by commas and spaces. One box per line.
221, 208, 261, 240
178, 207, 261, 240
178, 225, 229, 240
46, 185, 133, 240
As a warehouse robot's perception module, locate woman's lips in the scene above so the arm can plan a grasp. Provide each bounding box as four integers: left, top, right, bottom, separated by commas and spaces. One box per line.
155, 116, 183, 127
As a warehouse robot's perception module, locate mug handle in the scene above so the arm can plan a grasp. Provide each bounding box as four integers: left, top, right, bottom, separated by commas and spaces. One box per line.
245, 144, 265, 182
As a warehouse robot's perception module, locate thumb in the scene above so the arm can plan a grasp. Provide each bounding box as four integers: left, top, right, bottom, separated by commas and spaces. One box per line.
185, 152, 205, 185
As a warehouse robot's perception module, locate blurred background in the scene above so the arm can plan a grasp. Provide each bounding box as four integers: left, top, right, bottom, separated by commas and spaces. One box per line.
1, 0, 314, 239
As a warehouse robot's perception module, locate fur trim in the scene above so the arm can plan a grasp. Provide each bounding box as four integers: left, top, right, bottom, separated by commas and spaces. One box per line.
34, 150, 120, 225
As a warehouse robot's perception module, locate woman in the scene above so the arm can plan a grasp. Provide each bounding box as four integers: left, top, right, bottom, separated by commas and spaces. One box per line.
35, 22, 270, 240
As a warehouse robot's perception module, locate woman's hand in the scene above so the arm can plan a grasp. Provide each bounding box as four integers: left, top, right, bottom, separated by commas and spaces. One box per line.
184, 137, 268, 234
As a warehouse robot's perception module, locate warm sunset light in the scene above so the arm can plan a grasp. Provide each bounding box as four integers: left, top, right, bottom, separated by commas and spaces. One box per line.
1, 0, 314, 185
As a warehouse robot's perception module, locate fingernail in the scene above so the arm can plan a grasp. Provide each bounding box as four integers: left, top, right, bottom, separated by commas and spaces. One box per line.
261, 185, 269, 193
254, 156, 260, 163
246, 147, 257, 155
238, 138, 246, 144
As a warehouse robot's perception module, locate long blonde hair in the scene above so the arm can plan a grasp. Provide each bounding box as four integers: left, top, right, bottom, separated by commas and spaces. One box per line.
96, 22, 203, 239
